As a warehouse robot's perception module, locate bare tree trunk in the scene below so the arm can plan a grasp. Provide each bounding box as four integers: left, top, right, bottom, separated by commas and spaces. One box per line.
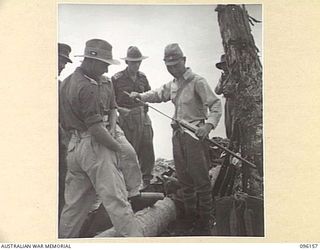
216, 5, 263, 194
95, 198, 177, 237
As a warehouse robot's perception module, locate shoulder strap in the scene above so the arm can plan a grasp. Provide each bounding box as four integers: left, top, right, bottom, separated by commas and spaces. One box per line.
173, 75, 195, 119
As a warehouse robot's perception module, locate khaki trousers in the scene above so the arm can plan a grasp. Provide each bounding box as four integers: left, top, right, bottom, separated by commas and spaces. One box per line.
172, 130, 213, 224
59, 131, 143, 238
115, 125, 142, 197
119, 107, 155, 182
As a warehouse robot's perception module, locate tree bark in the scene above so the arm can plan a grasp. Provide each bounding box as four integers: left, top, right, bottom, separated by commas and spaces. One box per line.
95, 198, 177, 237
216, 4, 263, 194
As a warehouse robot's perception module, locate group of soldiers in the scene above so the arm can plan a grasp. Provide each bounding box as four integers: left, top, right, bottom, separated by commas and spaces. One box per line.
58, 38, 233, 237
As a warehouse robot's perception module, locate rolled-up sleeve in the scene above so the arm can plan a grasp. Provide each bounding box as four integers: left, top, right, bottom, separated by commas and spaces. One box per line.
79, 84, 103, 128
195, 79, 222, 128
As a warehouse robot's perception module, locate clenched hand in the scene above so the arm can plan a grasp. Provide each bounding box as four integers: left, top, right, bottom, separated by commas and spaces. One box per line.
195, 123, 214, 140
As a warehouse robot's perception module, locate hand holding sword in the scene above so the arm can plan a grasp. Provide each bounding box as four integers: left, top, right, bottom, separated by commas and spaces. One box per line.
124, 90, 257, 169
128, 91, 213, 140
129, 91, 142, 100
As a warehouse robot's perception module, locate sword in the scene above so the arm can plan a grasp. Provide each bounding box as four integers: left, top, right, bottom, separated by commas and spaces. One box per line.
122, 90, 257, 169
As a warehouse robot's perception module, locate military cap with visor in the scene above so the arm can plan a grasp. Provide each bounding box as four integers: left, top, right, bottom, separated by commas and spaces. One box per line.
163, 43, 184, 66
58, 43, 72, 63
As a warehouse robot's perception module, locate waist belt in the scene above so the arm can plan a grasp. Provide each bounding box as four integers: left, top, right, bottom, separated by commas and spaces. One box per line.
171, 119, 205, 130
171, 119, 205, 140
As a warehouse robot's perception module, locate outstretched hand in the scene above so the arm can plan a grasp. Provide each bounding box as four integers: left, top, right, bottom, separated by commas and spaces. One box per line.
129, 92, 141, 100
195, 123, 214, 140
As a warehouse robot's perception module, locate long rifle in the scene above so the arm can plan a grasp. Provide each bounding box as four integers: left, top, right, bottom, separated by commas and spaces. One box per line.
122, 91, 257, 169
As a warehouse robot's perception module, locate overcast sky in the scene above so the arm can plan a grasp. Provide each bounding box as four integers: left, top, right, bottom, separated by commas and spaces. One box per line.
59, 4, 262, 159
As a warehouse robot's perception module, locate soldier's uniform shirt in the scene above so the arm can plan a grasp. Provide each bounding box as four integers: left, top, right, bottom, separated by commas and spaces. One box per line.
112, 68, 150, 109
59, 67, 116, 132
112, 68, 155, 182
59, 67, 142, 238
140, 68, 222, 128
98, 75, 143, 198
140, 67, 222, 230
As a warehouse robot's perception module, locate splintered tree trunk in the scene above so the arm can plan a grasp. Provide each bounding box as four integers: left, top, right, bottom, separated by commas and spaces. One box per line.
216, 5, 263, 193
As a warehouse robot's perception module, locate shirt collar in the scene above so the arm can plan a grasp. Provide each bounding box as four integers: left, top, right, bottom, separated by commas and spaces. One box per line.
182, 68, 193, 80
124, 67, 140, 79
76, 67, 100, 85
176, 67, 193, 82
84, 74, 98, 84
124, 67, 130, 78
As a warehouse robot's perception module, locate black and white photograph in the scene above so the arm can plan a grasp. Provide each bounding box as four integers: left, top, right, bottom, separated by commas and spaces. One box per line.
3, 0, 320, 246
57, 4, 263, 238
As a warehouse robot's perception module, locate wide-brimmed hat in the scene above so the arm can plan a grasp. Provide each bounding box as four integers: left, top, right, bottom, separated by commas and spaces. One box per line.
121, 46, 148, 61
58, 43, 72, 63
163, 43, 184, 66
75, 39, 120, 65
216, 54, 226, 69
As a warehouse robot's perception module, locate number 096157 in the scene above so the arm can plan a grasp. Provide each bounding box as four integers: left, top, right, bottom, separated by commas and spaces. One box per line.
300, 244, 318, 249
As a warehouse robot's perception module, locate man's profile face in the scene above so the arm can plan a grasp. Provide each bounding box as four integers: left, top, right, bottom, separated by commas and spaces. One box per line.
58, 56, 69, 75
92, 60, 110, 76
166, 57, 186, 79
127, 60, 142, 74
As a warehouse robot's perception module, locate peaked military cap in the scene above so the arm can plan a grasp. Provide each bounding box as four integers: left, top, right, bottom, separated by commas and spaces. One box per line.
58, 43, 72, 63
163, 43, 184, 66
